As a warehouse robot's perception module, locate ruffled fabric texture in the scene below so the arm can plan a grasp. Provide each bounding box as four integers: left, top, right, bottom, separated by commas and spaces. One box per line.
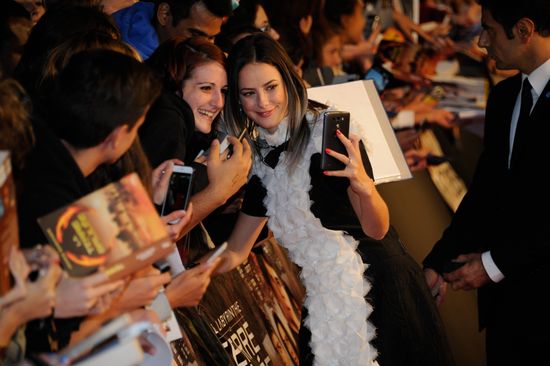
253, 112, 377, 366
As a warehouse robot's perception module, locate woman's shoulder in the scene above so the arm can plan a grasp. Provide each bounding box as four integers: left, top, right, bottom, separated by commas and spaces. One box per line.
146, 92, 194, 128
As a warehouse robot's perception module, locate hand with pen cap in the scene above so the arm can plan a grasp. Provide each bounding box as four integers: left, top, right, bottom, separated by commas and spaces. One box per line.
110, 267, 172, 312
205, 136, 252, 202
165, 258, 220, 308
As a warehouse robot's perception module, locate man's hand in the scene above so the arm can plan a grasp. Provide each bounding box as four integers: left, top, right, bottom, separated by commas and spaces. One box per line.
444, 253, 491, 291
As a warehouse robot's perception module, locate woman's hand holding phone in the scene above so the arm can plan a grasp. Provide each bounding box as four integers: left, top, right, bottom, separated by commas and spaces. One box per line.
160, 202, 193, 242
325, 131, 390, 239
323, 131, 374, 196
160, 164, 194, 222
152, 159, 183, 205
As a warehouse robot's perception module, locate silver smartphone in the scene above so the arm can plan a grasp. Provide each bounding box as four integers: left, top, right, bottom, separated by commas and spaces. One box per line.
161, 165, 194, 223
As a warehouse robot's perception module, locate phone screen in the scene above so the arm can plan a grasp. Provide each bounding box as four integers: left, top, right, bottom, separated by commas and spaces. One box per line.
162, 170, 193, 216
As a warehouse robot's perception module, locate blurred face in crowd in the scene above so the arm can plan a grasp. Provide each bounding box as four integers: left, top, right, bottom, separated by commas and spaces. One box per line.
6, 16, 33, 71
163, 2, 223, 42
16, 0, 45, 24
340, 0, 366, 44
238, 62, 288, 133
182, 61, 228, 134
254, 5, 280, 41
478, 8, 521, 70
321, 34, 343, 68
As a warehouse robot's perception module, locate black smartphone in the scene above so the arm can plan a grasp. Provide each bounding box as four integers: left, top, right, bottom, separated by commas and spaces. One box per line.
321, 111, 350, 171
161, 165, 194, 223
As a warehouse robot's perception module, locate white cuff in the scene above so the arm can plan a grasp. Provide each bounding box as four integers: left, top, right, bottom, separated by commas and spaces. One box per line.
481, 251, 505, 283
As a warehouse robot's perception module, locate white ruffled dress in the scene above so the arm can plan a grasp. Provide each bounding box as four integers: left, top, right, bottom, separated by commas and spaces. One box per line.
250, 114, 378, 366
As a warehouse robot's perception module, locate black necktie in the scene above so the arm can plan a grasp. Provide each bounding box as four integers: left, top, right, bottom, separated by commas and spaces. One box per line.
511, 78, 533, 168
519, 78, 533, 121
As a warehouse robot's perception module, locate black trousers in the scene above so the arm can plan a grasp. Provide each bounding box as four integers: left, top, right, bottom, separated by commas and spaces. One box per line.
486, 323, 546, 366
297, 306, 314, 366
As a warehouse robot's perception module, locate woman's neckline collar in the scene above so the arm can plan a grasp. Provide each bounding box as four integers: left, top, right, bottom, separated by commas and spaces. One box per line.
256, 116, 290, 147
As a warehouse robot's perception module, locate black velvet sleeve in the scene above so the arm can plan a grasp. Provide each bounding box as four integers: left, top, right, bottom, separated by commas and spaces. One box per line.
308, 140, 373, 231
241, 175, 267, 217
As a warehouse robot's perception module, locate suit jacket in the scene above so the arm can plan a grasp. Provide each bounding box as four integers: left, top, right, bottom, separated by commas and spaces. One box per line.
424, 73, 550, 330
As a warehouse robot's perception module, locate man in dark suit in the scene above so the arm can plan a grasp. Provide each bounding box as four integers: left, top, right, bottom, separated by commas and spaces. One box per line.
423, 0, 550, 365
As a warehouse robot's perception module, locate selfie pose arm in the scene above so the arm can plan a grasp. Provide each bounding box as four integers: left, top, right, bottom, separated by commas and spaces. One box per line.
324, 132, 389, 240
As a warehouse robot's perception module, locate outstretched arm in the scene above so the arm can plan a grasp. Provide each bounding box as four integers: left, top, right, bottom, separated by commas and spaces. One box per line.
324, 132, 389, 239
213, 212, 267, 274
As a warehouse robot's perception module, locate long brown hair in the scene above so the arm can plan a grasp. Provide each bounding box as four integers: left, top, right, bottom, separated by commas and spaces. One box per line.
224, 33, 313, 172
146, 36, 226, 95
0, 79, 34, 172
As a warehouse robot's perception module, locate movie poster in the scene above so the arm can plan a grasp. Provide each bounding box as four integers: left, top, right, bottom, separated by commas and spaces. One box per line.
170, 238, 306, 366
